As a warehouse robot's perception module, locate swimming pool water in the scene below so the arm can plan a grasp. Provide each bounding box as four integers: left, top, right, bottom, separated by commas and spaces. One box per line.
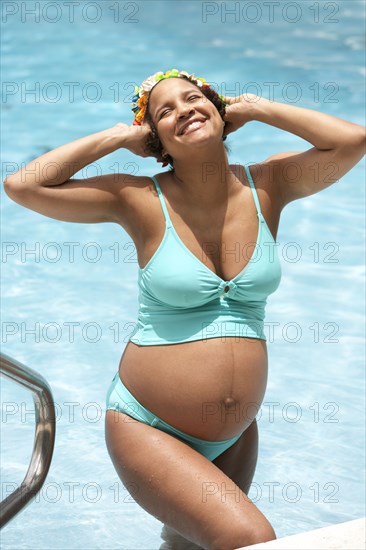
1, 1, 365, 548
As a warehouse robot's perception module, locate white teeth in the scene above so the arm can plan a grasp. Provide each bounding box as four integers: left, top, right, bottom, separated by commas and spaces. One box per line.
181, 120, 204, 135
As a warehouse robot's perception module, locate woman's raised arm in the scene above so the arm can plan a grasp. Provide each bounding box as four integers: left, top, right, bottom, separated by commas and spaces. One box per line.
3, 123, 150, 224
223, 94, 365, 206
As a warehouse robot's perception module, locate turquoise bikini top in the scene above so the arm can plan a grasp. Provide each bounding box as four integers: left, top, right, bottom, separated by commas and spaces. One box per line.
129, 165, 281, 346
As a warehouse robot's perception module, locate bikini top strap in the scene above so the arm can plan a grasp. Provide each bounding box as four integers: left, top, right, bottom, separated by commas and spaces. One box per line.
150, 176, 172, 228
244, 165, 264, 221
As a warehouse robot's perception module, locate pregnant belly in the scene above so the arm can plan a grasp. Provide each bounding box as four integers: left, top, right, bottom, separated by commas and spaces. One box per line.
119, 338, 268, 441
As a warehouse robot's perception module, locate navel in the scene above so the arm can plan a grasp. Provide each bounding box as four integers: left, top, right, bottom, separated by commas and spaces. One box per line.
223, 396, 236, 408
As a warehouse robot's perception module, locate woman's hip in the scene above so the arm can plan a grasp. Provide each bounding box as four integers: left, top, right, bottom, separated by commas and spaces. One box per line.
105, 373, 242, 462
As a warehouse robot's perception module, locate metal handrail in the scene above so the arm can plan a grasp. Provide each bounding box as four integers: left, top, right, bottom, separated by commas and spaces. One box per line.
0, 353, 56, 528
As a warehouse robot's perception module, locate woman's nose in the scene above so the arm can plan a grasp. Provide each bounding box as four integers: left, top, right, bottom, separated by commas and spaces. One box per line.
177, 102, 195, 119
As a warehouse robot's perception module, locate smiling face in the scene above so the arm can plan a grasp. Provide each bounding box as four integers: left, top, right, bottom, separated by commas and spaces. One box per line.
146, 78, 225, 164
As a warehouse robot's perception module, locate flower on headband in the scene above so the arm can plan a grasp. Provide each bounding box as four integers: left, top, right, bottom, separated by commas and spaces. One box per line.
141, 75, 159, 93
137, 95, 148, 109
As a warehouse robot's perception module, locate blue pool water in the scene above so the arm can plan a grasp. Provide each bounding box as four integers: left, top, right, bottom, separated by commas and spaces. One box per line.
1, 1, 365, 548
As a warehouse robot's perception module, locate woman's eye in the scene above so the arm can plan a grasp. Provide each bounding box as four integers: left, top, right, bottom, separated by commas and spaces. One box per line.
160, 109, 171, 119
188, 95, 200, 101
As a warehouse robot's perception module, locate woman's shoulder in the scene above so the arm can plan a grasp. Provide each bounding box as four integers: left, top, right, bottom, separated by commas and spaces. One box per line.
233, 160, 283, 213
116, 174, 166, 236
229, 162, 263, 188
120, 173, 160, 202
239, 159, 280, 195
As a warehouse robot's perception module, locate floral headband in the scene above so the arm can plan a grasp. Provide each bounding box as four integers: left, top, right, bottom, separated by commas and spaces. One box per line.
131, 68, 225, 125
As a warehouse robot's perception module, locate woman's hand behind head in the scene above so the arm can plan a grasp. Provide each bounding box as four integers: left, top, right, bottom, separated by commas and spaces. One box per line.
111, 122, 152, 158
223, 93, 259, 136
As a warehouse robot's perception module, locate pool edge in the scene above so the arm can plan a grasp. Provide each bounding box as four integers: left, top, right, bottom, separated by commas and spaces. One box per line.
236, 517, 366, 549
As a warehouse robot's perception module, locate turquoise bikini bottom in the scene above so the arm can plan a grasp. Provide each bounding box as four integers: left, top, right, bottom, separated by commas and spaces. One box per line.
106, 373, 242, 462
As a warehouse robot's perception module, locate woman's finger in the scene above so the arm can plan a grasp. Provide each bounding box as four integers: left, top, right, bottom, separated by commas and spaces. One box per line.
222, 96, 239, 105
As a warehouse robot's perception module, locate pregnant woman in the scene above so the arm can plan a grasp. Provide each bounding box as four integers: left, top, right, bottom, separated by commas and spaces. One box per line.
4, 69, 365, 549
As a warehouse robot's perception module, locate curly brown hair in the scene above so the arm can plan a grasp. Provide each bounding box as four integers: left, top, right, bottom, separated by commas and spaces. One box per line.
143, 75, 228, 168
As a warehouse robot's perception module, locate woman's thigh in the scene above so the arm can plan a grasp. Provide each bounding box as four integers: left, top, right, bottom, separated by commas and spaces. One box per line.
213, 419, 259, 495
105, 411, 274, 549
